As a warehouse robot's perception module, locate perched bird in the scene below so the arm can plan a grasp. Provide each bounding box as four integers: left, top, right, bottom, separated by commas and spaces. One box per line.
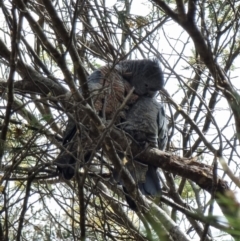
118, 96, 168, 210
55, 59, 165, 180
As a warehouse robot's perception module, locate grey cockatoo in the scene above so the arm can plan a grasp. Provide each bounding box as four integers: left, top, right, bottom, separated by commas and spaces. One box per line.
117, 96, 168, 210
55, 59, 165, 180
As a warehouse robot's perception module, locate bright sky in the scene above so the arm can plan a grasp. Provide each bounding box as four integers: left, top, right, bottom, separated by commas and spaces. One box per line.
0, 1, 239, 240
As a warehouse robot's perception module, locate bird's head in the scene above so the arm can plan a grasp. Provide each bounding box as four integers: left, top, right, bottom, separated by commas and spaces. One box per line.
118, 59, 164, 96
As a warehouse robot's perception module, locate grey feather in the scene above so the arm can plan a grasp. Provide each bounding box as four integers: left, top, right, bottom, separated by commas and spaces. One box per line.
124, 97, 168, 148
116, 59, 164, 96
119, 96, 168, 209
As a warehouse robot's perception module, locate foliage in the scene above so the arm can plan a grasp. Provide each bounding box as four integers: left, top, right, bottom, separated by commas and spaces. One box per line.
0, 0, 240, 240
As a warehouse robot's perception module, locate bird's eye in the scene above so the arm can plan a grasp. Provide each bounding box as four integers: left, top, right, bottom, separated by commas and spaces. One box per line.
145, 83, 148, 88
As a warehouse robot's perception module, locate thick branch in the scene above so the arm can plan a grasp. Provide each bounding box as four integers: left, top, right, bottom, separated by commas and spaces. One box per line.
109, 128, 239, 220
